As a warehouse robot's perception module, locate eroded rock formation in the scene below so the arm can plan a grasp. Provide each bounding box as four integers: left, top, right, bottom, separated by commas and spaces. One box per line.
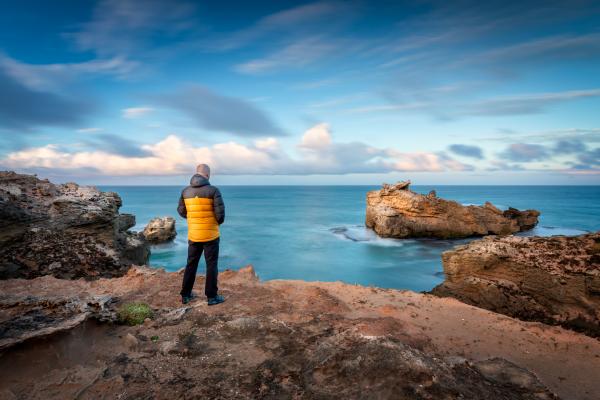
143, 216, 177, 243
0, 171, 149, 279
432, 232, 600, 337
366, 181, 540, 239
1, 266, 588, 399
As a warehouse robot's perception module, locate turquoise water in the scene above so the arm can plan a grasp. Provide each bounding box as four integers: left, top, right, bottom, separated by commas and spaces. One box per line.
102, 185, 600, 292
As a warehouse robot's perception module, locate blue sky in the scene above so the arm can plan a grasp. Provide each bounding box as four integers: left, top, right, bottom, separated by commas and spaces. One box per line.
0, 0, 599, 185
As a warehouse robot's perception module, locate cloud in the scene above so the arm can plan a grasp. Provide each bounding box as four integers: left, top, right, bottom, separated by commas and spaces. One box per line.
448, 144, 484, 159
573, 148, 600, 169
77, 127, 104, 133
348, 89, 600, 119
0, 124, 473, 176
0, 54, 138, 91
82, 134, 151, 157
158, 85, 285, 137
462, 89, 600, 117
499, 143, 550, 162
208, 1, 351, 51
122, 107, 154, 119
235, 36, 338, 74
0, 67, 93, 130
67, 0, 197, 57
553, 139, 587, 154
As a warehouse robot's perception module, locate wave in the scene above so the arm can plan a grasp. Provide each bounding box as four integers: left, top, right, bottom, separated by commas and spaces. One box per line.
518, 226, 589, 237
329, 226, 412, 247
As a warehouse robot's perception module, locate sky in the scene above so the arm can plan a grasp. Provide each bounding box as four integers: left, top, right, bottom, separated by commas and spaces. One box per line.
0, 0, 599, 185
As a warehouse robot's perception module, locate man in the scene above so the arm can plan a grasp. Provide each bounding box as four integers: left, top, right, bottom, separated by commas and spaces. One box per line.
177, 164, 226, 306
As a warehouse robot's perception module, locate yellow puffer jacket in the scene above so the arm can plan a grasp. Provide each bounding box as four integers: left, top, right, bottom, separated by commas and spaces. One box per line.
177, 174, 225, 242
184, 197, 219, 242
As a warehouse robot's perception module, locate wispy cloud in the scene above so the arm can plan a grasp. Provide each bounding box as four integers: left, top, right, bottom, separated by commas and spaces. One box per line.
158, 85, 285, 137
67, 0, 197, 57
76, 127, 104, 133
122, 106, 154, 119
0, 54, 138, 91
345, 88, 600, 118
235, 36, 339, 74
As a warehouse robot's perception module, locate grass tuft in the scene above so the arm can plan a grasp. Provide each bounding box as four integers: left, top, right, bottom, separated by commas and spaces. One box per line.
117, 302, 153, 326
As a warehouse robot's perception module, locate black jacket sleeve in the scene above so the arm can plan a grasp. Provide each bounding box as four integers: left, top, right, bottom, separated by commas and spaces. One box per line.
213, 188, 225, 225
177, 193, 187, 218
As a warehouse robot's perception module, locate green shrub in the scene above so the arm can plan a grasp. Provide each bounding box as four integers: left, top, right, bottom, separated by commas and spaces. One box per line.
117, 302, 153, 326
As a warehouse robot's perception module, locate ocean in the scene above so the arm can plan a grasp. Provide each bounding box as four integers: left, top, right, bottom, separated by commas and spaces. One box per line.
101, 185, 600, 292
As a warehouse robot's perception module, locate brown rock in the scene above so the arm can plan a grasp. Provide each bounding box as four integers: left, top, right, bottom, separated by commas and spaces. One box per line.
0, 266, 562, 400
143, 216, 177, 243
0, 171, 149, 280
432, 232, 600, 337
366, 181, 539, 239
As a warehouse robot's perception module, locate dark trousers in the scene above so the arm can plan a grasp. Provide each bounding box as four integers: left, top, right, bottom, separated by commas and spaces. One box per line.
181, 237, 219, 298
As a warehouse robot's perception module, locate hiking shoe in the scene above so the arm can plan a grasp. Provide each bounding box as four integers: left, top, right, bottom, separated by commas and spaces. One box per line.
181, 292, 197, 305
207, 294, 225, 306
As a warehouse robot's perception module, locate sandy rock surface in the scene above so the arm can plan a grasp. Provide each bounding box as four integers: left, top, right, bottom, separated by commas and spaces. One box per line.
1, 266, 599, 399
366, 181, 540, 239
432, 232, 600, 337
0, 171, 149, 279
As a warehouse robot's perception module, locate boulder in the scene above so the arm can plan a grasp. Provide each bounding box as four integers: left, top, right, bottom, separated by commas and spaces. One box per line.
143, 217, 177, 243
432, 232, 600, 337
366, 181, 540, 239
0, 171, 149, 280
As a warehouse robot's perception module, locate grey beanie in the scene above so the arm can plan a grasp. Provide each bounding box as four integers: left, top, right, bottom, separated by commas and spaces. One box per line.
196, 164, 211, 179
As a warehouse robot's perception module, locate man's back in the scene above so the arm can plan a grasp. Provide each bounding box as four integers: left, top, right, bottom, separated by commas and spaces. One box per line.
178, 164, 226, 306
177, 174, 225, 242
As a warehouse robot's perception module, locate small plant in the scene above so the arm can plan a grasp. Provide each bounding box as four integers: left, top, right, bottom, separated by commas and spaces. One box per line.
151, 335, 159, 342
117, 302, 153, 326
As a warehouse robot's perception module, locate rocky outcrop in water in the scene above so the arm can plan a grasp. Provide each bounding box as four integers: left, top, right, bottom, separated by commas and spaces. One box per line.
0, 171, 149, 280
143, 216, 177, 243
0, 266, 581, 400
366, 181, 540, 239
432, 232, 600, 337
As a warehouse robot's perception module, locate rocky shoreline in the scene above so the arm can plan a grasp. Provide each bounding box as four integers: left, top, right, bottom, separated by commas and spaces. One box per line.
1, 172, 599, 399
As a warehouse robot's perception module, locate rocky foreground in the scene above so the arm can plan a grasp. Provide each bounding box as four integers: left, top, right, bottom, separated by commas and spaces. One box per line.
0, 171, 149, 279
366, 181, 540, 239
432, 233, 600, 337
2, 266, 600, 400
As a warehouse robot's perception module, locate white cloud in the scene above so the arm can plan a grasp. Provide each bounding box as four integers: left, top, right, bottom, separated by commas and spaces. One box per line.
122, 107, 154, 119
300, 123, 333, 149
76, 127, 104, 133
1, 124, 475, 176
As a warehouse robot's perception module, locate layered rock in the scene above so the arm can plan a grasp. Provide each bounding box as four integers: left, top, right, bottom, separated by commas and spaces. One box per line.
1, 266, 582, 399
0, 171, 149, 279
432, 232, 600, 337
366, 181, 540, 239
143, 216, 177, 243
